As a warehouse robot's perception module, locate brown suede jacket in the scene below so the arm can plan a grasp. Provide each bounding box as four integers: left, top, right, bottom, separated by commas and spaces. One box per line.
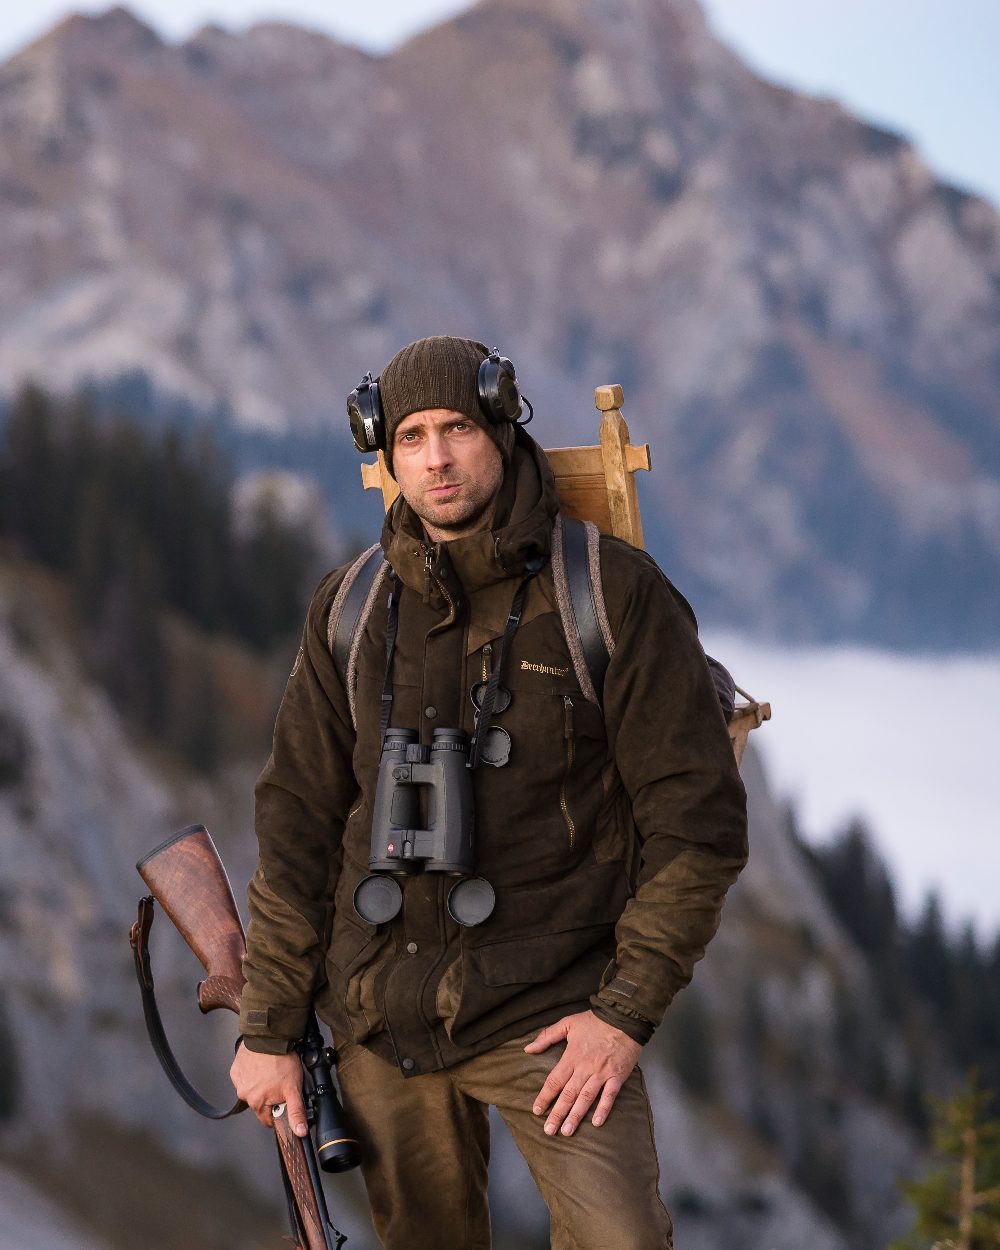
239, 434, 748, 1076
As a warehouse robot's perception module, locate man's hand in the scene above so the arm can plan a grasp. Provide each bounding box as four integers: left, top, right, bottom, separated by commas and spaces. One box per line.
230, 1043, 309, 1137
525, 1010, 642, 1137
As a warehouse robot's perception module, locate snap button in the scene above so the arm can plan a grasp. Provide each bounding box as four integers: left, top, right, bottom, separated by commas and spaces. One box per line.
424, 705, 437, 719
402, 1058, 415, 1071
406, 941, 418, 955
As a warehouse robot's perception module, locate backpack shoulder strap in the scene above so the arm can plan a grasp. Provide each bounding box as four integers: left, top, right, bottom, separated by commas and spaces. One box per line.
326, 543, 390, 729
551, 515, 615, 707
551, 516, 737, 722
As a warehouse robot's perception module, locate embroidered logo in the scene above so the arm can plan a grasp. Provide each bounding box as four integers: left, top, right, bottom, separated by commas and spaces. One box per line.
520, 660, 569, 678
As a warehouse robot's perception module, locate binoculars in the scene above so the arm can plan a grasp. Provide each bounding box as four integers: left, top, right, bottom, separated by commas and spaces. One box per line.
353, 728, 495, 927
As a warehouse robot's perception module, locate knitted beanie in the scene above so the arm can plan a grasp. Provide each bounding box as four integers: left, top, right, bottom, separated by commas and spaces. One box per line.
379, 336, 516, 475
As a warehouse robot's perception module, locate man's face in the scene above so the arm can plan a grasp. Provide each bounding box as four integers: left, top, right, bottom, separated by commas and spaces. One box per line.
392, 408, 505, 542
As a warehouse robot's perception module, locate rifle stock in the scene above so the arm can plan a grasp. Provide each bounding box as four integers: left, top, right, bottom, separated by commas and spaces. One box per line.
134, 823, 350, 1250
137, 823, 247, 1013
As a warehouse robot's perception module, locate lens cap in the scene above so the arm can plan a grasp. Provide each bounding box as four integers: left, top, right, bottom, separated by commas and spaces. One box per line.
479, 725, 511, 768
354, 874, 403, 924
447, 877, 496, 927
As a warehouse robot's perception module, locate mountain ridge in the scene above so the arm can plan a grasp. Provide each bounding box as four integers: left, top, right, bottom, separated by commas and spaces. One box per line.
0, 0, 997, 647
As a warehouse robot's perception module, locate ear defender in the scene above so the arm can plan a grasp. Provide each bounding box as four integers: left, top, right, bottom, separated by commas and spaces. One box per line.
347, 373, 384, 452
477, 349, 525, 425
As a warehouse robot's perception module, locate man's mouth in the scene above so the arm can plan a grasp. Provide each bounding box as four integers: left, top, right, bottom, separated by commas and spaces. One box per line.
428, 483, 460, 498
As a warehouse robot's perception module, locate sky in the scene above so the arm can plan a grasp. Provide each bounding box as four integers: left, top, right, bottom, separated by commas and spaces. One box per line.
1, 0, 999, 205
1, 0, 997, 935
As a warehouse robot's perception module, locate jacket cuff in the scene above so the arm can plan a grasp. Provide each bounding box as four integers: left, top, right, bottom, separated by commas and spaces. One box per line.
239, 998, 310, 1049
590, 996, 655, 1045
240, 1034, 297, 1056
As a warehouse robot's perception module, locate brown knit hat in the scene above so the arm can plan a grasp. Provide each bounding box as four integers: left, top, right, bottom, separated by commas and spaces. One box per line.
379, 336, 516, 475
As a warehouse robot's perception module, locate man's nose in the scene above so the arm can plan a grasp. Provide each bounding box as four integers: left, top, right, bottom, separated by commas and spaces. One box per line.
424, 432, 452, 469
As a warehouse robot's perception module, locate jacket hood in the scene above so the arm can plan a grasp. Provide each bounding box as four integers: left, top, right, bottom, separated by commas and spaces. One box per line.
381, 430, 560, 599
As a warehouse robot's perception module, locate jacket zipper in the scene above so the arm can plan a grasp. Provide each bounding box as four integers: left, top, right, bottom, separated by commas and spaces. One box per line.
424, 544, 458, 623
560, 695, 577, 849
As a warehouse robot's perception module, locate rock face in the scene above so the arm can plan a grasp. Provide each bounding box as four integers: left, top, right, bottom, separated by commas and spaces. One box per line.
0, 2, 998, 646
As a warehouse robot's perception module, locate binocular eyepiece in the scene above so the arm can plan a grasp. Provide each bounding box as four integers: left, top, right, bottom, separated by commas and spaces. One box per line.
354, 728, 495, 928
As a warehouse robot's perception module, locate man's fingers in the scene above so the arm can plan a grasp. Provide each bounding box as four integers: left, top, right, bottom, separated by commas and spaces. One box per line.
285, 1088, 309, 1137
540, 1075, 591, 1136
532, 1058, 573, 1116
590, 1078, 624, 1128
556, 1077, 604, 1137
524, 1021, 566, 1054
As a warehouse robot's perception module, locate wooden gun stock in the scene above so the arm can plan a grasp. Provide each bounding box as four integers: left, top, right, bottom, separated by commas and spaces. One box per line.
134, 824, 347, 1250
137, 823, 247, 1014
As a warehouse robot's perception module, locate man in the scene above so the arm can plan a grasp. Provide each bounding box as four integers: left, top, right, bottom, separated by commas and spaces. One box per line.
231, 336, 747, 1249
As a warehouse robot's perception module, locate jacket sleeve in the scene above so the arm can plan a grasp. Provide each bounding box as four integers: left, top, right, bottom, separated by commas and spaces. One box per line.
239, 568, 360, 1053
589, 541, 748, 1044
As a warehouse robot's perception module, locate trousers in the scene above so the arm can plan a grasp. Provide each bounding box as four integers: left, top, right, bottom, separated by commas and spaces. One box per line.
336, 1031, 674, 1250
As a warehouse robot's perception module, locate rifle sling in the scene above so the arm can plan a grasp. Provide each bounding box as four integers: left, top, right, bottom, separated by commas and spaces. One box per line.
130, 896, 247, 1120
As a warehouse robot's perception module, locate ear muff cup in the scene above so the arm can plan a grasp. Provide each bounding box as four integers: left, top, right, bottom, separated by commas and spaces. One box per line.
347, 373, 384, 452
477, 351, 523, 425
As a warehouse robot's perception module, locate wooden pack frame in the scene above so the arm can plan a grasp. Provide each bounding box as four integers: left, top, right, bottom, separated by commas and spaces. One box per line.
361, 383, 769, 763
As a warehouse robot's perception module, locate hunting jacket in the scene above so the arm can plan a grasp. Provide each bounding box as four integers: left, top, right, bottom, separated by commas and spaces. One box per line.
240, 433, 748, 1076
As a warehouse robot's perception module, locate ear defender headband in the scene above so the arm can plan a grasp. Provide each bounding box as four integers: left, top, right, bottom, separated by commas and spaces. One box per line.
347, 349, 533, 454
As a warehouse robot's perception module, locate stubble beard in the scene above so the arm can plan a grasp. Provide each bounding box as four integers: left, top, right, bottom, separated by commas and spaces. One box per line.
407, 465, 504, 542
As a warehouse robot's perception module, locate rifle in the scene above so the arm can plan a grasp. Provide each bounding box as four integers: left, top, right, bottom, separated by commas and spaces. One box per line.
129, 823, 360, 1250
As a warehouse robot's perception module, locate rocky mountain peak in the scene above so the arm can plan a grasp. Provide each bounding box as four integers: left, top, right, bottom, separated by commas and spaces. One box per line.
36, 6, 163, 59
0, 0, 996, 646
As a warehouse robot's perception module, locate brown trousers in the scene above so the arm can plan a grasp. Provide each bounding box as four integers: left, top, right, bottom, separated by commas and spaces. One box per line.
336, 1032, 674, 1250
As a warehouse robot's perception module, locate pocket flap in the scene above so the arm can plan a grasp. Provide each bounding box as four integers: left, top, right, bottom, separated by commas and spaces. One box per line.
327, 915, 377, 972
475, 924, 613, 988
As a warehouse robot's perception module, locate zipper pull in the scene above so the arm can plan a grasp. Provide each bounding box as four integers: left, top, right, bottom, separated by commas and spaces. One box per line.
563, 695, 574, 738
482, 642, 493, 684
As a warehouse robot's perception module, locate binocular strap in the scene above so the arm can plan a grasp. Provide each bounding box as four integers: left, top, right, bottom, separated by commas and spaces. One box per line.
379, 572, 400, 741
468, 560, 542, 769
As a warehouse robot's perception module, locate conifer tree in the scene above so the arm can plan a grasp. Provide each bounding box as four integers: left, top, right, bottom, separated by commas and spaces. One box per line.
892, 1072, 1000, 1250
